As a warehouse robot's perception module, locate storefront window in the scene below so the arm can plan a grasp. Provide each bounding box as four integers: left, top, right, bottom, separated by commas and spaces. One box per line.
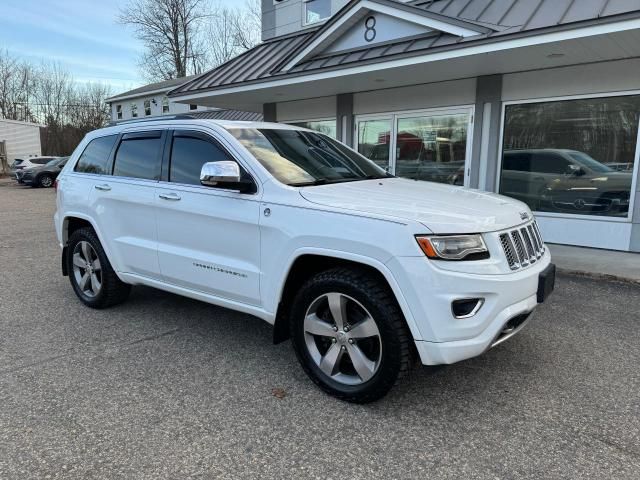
357, 119, 391, 170
289, 119, 337, 139
395, 113, 469, 184
500, 95, 640, 218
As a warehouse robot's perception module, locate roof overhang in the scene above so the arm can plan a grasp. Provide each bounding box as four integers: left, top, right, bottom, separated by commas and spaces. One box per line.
106, 86, 173, 104
170, 17, 640, 112
280, 0, 491, 71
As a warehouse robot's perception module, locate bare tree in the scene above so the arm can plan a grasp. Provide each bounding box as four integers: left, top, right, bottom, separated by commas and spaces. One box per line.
118, 0, 209, 81
205, 0, 261, 67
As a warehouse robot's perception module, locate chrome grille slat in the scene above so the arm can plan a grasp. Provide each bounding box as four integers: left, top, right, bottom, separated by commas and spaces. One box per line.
499, 220, 545, 271
520, 227, 536, 263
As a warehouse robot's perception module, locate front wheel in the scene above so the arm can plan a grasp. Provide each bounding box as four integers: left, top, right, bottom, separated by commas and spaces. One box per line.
290, 267, 414, 403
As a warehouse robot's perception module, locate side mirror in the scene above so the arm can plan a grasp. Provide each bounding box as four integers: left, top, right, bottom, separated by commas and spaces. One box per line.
200, 161, 241, 186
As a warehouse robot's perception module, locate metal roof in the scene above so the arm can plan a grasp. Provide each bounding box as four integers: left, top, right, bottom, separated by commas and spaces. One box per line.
187, 110, 264, 121
169, 0, 640, 97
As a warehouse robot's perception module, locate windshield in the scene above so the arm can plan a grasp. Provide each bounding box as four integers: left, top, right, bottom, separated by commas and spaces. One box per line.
229, 128, 389, 186
567, 152, 613, 173
45, 158, 61, 166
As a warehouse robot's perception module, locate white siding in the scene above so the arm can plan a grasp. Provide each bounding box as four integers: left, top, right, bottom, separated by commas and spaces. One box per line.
502, 58, 640, 101
353, 78, 477, 115
0, 120, 42, 163
110, 94, 209, 122
276, 96, 337, 121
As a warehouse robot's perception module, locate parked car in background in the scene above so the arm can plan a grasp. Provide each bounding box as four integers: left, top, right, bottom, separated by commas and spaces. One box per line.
15, 156, 59, 183
20, 157, 69, 187
54, 119, 555, 403
500, 149, 633, 217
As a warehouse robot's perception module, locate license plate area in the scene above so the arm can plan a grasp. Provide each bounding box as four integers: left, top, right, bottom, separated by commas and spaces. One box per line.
537, 263, 556, 303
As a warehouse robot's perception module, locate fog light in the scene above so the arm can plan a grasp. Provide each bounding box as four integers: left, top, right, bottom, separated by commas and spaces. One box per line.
451, 298, 484, 319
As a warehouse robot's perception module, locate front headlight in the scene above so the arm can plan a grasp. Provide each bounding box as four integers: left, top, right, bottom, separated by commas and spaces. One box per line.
415, 234, 489, 260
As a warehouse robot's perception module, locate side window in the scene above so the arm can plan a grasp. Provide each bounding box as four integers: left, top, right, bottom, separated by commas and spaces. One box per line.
112, 131, 163, 180
503, 152, 531, 172
74, 135, 118, 174
531, 153, 570, 174
169, 133, 234, 186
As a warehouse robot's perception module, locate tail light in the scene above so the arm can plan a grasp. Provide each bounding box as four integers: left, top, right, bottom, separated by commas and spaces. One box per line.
54, 179, 59, 191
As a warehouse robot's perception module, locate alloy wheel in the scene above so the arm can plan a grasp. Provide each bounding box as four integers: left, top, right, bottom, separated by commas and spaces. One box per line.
72, 241, 102, 298
303, 292, 382, 385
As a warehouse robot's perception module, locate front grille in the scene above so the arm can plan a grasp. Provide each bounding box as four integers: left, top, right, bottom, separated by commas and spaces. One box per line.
499, 221, 545, 271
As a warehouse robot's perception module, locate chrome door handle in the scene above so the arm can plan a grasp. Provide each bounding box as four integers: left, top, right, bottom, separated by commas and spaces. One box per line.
159, 192, 181, 201
94, 184, 111, 191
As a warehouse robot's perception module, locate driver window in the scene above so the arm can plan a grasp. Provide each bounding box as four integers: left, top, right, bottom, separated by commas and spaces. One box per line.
170, 133, 245, 186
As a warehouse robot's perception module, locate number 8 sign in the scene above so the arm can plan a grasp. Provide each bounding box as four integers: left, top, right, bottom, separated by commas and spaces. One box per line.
364, 16, 376, 42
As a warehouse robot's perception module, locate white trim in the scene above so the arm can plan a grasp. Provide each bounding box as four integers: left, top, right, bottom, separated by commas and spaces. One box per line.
106, 86, 174, 104
354, 105, 475, 185
170, 17, 640, 103
0, 118, 44, 128
496, 89, 640, 226
286, 0, 484, 70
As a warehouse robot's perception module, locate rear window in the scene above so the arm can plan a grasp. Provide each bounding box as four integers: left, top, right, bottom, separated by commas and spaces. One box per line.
75, 135, 118, 174
112, 131, 163, 180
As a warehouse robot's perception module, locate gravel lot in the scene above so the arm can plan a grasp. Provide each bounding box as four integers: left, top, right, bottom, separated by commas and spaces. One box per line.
1, 182, 639, 479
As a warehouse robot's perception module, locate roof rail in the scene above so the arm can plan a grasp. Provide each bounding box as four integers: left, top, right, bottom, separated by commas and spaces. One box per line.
108, 114, 195, 127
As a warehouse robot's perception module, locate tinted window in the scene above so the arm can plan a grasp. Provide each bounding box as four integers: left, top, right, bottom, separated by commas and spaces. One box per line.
33, 157, 53, 165
503, 152, 531, 171
170, 135, 232, 185
75, 135, 118, 174
113, 133, 163, 180
530, 153, 570, 174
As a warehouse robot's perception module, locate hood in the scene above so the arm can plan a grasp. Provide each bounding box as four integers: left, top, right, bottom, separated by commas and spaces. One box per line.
299, 178, 530, 234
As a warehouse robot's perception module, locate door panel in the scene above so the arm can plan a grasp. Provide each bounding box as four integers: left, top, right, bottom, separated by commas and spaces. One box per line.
155, 130, 262, 306
89, 178, 160, 278
156, 186, 262, 305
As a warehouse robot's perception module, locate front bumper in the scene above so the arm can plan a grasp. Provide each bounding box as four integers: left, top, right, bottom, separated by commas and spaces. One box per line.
387, 250, 552, 365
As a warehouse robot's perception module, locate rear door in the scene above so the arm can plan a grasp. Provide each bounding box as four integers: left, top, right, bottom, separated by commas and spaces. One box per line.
88, 130, 164, 279
155, 129, 262, 305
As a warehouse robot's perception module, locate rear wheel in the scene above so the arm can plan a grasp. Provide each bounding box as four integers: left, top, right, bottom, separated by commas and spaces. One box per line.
67, 227, 131, 308
38, 174, 53, 188
290, 267, 413, 403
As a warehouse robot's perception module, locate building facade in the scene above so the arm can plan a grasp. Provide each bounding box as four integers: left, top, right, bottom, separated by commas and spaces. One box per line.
168, 0, 640, 252
0, 118, 42, 166
106, 76, 212, 123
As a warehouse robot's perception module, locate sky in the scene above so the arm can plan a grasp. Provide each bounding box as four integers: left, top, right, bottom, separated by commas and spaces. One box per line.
0, 0, 234, 96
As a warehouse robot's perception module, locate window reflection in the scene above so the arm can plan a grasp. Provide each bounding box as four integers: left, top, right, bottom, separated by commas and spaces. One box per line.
395, 114, 468, 184
500, 96, 639, 217
289, 120, 337, 139
357, 119, 391, 169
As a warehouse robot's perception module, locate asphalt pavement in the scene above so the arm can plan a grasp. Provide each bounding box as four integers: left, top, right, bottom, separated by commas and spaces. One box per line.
1, 182, 639, 479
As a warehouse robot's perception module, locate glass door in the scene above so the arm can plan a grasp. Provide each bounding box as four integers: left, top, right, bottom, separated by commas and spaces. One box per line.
395, 110, 472, 186
356, 117, 393, 171
355, 108, 474, 186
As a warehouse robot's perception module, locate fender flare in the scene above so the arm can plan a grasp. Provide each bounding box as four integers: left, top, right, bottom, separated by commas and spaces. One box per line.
272, 247, 423, 343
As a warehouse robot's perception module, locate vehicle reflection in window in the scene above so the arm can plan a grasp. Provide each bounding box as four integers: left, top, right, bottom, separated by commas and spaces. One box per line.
500, 95, 639, 218
395, 114, 469, 185
501, 149, 632, 217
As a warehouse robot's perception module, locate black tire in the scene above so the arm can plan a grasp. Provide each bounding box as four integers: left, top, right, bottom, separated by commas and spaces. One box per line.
37, 174, 53, 188
66, 227, 131, 309
290, 267, 414, 403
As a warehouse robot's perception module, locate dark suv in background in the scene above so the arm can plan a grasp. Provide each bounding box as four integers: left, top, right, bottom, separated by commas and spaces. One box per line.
19, 157, 69, 187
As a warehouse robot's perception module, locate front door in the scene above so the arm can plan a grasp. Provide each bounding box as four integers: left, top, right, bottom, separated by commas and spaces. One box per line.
155, 129, 262, 306
356, 107, 474, 186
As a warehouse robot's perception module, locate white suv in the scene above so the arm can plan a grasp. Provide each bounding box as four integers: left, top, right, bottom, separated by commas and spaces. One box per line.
54, 118, 555, 403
